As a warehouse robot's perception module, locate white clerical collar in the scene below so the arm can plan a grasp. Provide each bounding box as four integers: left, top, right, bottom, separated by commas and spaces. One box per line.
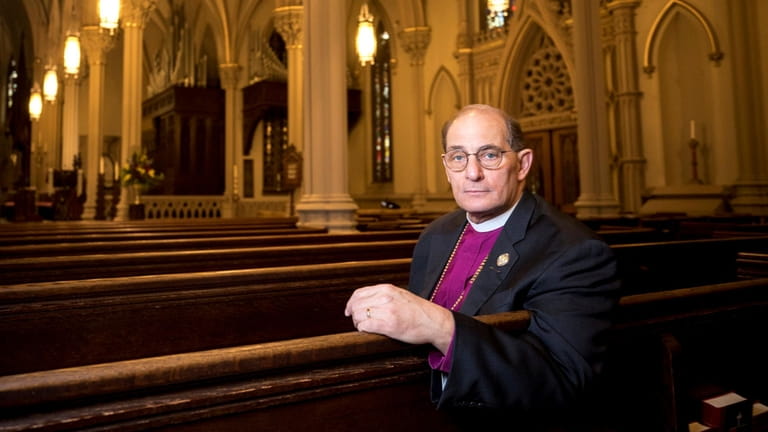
466, 200, 518, 232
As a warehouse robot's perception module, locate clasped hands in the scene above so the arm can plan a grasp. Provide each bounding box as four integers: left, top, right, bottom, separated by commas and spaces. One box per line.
344, 283, 455, 354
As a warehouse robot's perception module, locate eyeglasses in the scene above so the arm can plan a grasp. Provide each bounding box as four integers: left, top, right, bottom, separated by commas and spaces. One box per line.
441, 148, 514, 171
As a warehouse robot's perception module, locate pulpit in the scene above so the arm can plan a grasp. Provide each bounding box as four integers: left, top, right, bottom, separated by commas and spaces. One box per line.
142, 86, 225, 195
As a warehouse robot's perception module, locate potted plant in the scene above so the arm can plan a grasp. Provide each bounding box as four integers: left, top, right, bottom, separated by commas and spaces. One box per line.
121, 150, 164, 205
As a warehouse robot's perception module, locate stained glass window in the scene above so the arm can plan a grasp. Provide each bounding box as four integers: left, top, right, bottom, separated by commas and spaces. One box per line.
371, 22, 393, 183
484, 0, 516, 30
6, 58, 18, 111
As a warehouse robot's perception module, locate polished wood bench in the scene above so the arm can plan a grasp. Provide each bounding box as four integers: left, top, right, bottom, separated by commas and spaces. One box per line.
610, 235, 768, 293
0, 226, 329, 246
0, 216, 301, 234
0, 258, 412, 374
3, 235, 767, 373
0, 238, 419, 284
0, 229, 422, 258
736, 251, 768, 279
1, 277, 766, 432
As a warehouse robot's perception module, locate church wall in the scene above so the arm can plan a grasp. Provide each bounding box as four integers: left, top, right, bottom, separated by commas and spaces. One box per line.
634, 0, 739, 189
4, 0, 767, 219
422, 1, 461, 199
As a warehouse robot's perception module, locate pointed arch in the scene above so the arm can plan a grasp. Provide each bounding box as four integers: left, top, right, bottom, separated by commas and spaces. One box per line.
497, 16, 574, 120
426, 66, 461, 115
643, 0, 723, 75
425, 66, 460, 194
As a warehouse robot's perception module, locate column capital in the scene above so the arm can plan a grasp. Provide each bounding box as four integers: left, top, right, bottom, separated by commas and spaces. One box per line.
80, 26, 116, 65
219, 63, 242, 89
122, 0, 157, 29
606, 0, 641, 12
274, 5, 303, 49
399, 26, 431, 66
607, 0, 640, 36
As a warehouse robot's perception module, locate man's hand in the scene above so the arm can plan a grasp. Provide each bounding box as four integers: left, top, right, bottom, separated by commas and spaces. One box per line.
344, 284, 455, 354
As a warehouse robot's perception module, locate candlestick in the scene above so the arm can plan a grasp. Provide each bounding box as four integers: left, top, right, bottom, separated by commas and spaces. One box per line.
99, 156, 105, 175
47, 168, 55, 194
690, 120, 696, 140
76, 169, 83, 196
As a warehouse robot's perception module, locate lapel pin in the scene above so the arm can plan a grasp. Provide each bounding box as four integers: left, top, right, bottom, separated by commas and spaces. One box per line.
496, 253, 510, 267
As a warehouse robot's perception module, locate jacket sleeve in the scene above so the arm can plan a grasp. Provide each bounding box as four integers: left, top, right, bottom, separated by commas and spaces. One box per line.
435, 238, 620, 414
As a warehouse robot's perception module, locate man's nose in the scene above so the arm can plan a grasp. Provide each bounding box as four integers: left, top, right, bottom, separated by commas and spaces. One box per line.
464, 154, 484, 179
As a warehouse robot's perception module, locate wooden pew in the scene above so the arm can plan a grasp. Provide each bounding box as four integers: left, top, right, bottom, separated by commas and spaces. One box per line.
0, 229, 422, 258
610, 235, 768, 293
0, 226, 329, 247
8, 228, 756, 286
2, 235, 766, 373
0, 277, 766, 432
677, 219, 768, 239
736, 251, 768, 279
0, 259, 413, 375
0, 217, 301, 235
0, 239, 419, 284
0, 226, 665, 259
593, 226, 669, 244
0, 218, 325, 247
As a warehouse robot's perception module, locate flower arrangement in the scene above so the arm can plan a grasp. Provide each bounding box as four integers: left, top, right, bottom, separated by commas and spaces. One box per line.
121, 150, 164, 188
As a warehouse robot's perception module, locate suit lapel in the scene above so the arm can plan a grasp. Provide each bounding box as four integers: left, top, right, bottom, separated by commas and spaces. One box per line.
459, 192, 536, 315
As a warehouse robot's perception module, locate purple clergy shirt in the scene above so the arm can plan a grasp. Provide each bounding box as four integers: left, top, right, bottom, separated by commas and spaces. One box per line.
428, 223, 503, 373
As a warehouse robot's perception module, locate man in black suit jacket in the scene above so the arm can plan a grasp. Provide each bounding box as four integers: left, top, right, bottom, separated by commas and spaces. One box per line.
345, 104, 620, 429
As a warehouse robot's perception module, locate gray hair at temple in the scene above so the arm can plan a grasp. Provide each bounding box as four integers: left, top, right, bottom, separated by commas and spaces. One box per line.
440, 104, 526, 152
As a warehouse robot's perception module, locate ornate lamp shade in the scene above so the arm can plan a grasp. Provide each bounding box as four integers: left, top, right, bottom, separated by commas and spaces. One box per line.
356, 3, 376, 66
43, 68, 58, 102
99, 0, 120, 33
486, 0, 512, 29
487, 0, 510, 14
63, 34, 81, 76
29, 86, 43, 121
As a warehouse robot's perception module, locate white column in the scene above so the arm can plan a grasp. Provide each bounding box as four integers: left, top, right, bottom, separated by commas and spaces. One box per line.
608, 0, 645, 215
61, 75, 79, 170
219, 63, 241, 218
726, 0, 768, 215
274, 3, 305, 214
399, 26, 431, 209
571, 1, 620, 218
115, 0, 156, 221
296, 0, 358, 232
274, 2, 304, 155
80, 26, 115, 220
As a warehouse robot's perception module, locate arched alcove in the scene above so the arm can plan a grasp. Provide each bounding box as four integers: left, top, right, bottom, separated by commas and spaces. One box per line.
426, 66, 460, 195
656, 8, 714, 185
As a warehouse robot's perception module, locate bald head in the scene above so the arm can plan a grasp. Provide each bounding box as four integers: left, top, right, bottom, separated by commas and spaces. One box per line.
441, 104, 526, 152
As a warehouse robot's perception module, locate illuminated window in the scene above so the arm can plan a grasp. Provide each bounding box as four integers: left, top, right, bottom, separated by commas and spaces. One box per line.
370, 23, 393, 183
6, 58, 18, 111
485, 0, 516, 30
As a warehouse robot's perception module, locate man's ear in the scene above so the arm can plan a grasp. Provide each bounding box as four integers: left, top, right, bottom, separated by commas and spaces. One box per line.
517, 149, 533, 180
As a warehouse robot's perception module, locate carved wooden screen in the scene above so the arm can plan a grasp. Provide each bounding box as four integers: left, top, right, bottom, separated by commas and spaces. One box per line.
524, 127, 579, 215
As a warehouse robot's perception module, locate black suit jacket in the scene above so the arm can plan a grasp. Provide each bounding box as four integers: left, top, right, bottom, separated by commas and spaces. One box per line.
408, 191, 621, 427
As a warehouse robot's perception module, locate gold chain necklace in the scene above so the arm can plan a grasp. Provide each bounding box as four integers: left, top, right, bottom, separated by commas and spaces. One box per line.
429, 225, 490, 311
